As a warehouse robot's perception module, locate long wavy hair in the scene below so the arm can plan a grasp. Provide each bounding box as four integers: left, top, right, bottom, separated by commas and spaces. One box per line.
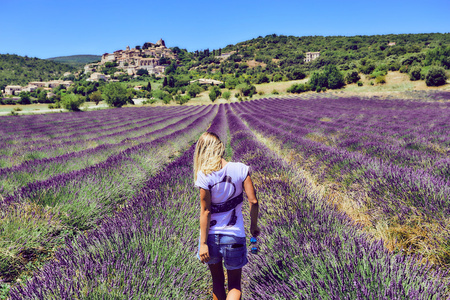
194, 132, 225, 181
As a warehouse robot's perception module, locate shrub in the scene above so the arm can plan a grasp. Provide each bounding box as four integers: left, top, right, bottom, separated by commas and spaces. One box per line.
236, 83, 256, 97
272, 73, 283, 82
425, 67, 448, 86
222, 90, 231, 100
345, 71, 360, 84
357, 81, 363, 86
409, 66, 422, 81
287, 83, 311, 94
375, 75, 386, 84
272, 89, 279, 94
61, 93, 85, 111
287, 68, 306, 80
399, 65, 408, 73
255, 74, 270, 84
388, 61, 400, 71
3, 98, 16, 105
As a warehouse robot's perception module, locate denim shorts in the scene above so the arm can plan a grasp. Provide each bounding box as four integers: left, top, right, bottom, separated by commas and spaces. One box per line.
197, 234, 248, 270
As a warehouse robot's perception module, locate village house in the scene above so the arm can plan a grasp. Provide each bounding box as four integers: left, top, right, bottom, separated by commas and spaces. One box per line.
87, 72, 107, 82
3, 80, 73, 96
388, 42, 396, 46
22, 85, 38, 93
29, 81, 47, 88
304, 52, 320, 63
4, 85, 23, 95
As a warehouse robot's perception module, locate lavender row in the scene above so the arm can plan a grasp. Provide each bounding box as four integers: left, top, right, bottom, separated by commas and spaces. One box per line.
0, 106, 176, 140
0, 106, 190, 154
1, 104, 216, 219
0, 107, 198, 169
232, 101, 450, 223
0, 106, 202, 172
0, 105, 217, 289
8, 106, 229, 299
251, 97, 450, 148
0, 106, 208, 195
225, 106, 449, 299
243, 98, 449, 171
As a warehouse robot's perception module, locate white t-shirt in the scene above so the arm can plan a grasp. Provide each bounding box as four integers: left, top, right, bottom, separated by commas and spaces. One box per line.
195, 162, 249, 237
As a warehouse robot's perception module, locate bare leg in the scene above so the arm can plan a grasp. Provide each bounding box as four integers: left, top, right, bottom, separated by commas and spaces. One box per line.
226, 268, 242, 300
209, 262, 226, 300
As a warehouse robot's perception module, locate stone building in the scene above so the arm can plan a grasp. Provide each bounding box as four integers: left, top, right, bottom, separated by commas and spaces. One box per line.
98, 39, 176, 76
304, 52, 320, 63
4, 85, 23, 95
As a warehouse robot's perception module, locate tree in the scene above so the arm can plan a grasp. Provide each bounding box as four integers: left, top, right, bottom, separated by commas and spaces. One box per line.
309, 71, 328, 90
345, 71, 360, 84
162, 77, 168, 87
18, 91, 31, 104
89, 90, 102, 105
37, 90, 47, 103
136, 69, 148, 76
102, 82, 130, 107
186, 84, 202, 98
165, 62, 177, 75
426, 67, 448, 86
209, 86, 222, 102
61, 93, 84, 111
146, 82, 152, 92
324, 65, 345, 89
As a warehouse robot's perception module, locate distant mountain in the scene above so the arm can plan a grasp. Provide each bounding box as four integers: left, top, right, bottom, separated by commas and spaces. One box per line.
46, 55, 101, 68
0, 54, 76, 90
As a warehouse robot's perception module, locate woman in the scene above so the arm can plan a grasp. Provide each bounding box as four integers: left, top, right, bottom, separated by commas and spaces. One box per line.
194, 132, 260, 300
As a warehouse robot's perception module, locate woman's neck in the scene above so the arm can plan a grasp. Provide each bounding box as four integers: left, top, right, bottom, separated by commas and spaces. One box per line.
221, 158, 228, 168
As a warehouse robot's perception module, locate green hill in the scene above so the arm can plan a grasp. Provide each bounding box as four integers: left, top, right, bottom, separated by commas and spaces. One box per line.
186, 33, 450, 78
0, 54, 76, 90
46, 55, 101, 68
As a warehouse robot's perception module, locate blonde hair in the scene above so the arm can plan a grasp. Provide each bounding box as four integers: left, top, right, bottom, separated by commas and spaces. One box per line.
194, 132, 225, 181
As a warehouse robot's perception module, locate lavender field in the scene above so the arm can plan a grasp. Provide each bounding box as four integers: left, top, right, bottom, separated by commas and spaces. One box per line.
1, 97, 449, 299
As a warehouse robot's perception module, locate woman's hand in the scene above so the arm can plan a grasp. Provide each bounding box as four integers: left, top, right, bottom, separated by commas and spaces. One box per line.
250, 225, 261, 237
199, 243, 210, 263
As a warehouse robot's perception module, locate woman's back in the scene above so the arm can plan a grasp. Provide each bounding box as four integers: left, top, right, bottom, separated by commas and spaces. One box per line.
195, 162, 249, 237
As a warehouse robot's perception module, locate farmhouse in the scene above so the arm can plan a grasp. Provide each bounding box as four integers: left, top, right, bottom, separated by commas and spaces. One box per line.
304, 52, 320, 63
189, 79, 223, 86
4, 86, 23, 95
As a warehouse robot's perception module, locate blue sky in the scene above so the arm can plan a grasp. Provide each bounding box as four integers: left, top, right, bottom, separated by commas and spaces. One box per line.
0, 0, 449, 59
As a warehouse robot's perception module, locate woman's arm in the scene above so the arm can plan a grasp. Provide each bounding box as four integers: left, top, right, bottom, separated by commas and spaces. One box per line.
243, 175, 260, 237
199, 188, 211, 263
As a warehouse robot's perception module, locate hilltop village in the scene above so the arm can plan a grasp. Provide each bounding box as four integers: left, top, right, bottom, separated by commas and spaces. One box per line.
1, 39, 178, 96
84, 39, 178, 80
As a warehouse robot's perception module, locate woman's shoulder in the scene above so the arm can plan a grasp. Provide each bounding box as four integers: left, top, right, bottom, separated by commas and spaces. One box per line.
227, 161, 248, 169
